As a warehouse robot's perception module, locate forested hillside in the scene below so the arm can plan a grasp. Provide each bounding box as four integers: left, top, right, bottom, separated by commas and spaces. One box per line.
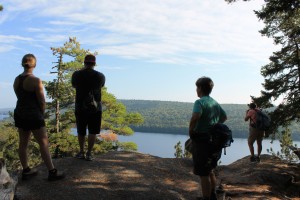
119, 100, 300, 139
2, 100, 300, 139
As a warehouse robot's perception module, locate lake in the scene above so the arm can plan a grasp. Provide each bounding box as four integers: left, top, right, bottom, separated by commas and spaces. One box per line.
117, 132, 300, 165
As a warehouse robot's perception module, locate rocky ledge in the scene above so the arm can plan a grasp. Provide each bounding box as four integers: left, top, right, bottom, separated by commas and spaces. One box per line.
11, 152, 300, 200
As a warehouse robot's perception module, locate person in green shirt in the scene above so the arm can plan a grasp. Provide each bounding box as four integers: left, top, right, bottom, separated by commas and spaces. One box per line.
189, 77, 227, 200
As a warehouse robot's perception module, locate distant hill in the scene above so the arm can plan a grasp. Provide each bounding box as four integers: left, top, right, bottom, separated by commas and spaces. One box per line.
2, 100, 300, 139
119, 99, 300, 140
119, 99, 249, 138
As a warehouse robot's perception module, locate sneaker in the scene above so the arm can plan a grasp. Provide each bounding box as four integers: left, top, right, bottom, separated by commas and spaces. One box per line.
48, 168, 65, 181
85, 152, 94, 161
75, 152, 85, 159
22, 167, 38, 180
250, 156, 256, 162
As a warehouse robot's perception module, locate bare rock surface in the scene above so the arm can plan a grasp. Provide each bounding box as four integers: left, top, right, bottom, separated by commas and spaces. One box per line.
14, 151, 300, 200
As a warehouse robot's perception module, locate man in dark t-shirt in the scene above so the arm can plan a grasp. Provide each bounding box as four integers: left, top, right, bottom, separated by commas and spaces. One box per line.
71, 54, 105, 161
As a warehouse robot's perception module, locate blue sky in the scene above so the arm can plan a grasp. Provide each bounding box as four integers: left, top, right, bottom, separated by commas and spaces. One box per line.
0, 0, 277, 109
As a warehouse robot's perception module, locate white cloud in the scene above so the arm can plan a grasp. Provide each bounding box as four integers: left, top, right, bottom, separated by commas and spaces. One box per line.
0, 44, 15, 53
1, 0, 276, 66
0, 35, 33, 43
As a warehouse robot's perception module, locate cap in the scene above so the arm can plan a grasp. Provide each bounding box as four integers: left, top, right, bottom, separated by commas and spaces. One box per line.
84, 54, 96, 63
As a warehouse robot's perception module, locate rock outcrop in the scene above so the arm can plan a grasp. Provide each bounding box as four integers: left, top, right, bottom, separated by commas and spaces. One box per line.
12, 152, 300, 200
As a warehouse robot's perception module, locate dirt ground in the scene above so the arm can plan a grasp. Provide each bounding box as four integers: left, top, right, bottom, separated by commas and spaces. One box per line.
14, 151, 300, 200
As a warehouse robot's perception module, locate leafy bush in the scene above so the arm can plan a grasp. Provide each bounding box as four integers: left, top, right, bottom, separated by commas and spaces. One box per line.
267, 128, 299, 163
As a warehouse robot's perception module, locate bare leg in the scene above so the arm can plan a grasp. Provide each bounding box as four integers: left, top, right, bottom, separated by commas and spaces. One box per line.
78, 135, 85, 152
209, 171, 217, 192
200, 176, 211, 198
87, 134, 96, 153
257, 140, 263, 157
18, 129, 31, 169
32, 127, 54, 170
248, 138, 255, 157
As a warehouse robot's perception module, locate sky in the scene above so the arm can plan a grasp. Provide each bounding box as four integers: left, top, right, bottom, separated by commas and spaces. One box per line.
0, 0, 278, 109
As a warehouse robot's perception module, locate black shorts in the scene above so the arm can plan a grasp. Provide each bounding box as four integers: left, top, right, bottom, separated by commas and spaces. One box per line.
192, 140, 221, 176
75, 111, 102, 136
14, 114, 45, 131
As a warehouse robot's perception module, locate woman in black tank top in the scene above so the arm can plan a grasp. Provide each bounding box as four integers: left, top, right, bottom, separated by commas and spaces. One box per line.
13, 54, 65, 181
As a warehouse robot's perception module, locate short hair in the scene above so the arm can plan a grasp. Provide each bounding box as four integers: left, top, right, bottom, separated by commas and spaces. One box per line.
195, 77, 214, 95
22, 54, 36, 68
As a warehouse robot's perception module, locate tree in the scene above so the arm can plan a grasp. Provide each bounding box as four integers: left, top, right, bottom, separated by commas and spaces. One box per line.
253, 1, 300, 134
102, 87, 144, 135
174, 141, 192, 158
44, 37, 144, 155
227, 0, 300, 135
267, 128, 299, 163
174, 141, 183, 158
44, 37, 92, 133
0, 5, 3, 11
0, 123, 41, 171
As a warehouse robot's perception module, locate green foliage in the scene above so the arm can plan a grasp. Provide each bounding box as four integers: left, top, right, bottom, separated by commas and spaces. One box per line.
174, 141, 183, 158
44, 37, 94, 133
48, 131, 79, 157
102, 88, 144, 135
0, 123, 41, 171
174, 141, 191, 158
117, 142, 138, 151
267, 128, 299, 163
225, 0, 300, 165
0, 5, 3, 11
121, 100, 300, 139
43, 37, 143, 156
238, 0, 300, 136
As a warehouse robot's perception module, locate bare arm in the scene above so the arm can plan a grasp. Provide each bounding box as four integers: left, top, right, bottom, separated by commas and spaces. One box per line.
244, 110, 250, 121
71, 71, 78, 88
35, 78, 46, 114
13, 77, 19, 96
189, 112, 200, 138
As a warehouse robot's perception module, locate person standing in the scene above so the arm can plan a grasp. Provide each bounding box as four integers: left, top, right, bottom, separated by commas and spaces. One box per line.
245, 102, 264, 162
72, 54, 105, 161
14, 54, 65, 181
189, 77, 227, 200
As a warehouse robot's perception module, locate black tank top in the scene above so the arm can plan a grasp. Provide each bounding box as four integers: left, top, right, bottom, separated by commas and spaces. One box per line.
14, 75, 44, 120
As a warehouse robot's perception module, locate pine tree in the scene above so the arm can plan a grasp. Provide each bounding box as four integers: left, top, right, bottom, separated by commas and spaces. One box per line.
44, 37, 91, 133
252, 1, 300, 134
174, 141, 183, 158
226, 0, 300, 135
44, 37, 144, 155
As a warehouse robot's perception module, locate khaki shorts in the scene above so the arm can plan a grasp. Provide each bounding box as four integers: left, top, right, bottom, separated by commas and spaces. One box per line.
248, 126, 264, 144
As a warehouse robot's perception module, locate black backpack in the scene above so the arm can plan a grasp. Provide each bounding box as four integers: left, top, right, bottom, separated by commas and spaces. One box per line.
82, 90, 99, 114
210, 123, 234, 155
254, 110, 271, 131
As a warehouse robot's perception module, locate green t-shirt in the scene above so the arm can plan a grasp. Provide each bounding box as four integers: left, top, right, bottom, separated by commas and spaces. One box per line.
192, 96, 227, 134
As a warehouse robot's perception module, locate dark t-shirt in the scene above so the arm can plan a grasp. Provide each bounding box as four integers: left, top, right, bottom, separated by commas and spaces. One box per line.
72, 68, 105, 113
